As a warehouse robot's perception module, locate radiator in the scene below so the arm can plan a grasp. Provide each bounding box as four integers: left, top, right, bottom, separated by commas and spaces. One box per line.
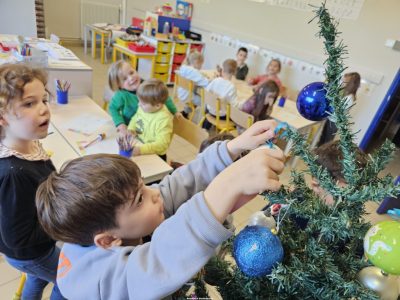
81, 1, 120, 39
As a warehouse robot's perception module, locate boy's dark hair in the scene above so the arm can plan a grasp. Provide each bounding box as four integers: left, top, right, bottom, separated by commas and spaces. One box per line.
36, 154, 141, 245
313, 140, 367, 182
137, 78, 169, 106
237, 47, 248, 54
199, 133, 235, 153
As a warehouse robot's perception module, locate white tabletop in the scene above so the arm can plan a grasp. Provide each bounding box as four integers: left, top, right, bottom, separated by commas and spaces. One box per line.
41, 123, 79, 170
48, 96, 172, 183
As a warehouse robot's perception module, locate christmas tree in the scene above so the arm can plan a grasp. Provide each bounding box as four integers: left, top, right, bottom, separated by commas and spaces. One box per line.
189, 3, 400, 300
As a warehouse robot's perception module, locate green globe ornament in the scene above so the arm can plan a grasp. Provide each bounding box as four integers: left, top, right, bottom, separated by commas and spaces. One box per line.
364, 220, 400, 275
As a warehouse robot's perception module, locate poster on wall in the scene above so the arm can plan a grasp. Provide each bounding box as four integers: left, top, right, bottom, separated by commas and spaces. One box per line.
263, 0, 365, 20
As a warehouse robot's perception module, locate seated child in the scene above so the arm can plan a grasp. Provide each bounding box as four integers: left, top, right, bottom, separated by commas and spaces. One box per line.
241, 80, 280, 122
318, 72, 361, 146
311, 140, 367, 207
248, 58, 283, 93
108, 60, 179, 136
176, 51, 209, 115
127, 79, 173, 161
206, 59, 238, 117
235, 47, 249, 81
35, 120, 285, 300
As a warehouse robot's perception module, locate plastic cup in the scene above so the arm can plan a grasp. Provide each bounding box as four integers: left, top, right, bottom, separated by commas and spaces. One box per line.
57, 90, 68, 104
278, 96, 286, 107
119, 149, 133, 158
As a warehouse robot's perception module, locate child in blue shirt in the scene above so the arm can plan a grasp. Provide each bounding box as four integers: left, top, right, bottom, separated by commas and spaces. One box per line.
36, 120, 284, 299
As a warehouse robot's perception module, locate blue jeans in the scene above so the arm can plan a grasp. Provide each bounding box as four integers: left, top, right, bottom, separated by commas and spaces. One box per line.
6, 246, 65, 300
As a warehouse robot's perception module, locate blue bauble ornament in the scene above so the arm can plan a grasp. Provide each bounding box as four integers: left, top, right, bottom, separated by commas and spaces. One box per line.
233, 225, 284, 277
297, 82, 330, 121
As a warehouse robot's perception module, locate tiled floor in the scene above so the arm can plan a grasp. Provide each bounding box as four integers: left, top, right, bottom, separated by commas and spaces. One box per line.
1, 44, 399, 298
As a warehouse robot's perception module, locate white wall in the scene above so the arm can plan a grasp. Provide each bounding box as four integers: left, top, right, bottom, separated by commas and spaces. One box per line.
126, 0, 400, 144
43, 0, 122, 39
0, 0, 37, 37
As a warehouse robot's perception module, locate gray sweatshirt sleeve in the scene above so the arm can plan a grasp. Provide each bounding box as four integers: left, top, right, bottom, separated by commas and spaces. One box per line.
156, 140, 233, 218
125, 194, 233, 299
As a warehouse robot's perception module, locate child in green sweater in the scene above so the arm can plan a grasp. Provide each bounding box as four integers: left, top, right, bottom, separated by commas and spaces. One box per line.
108, 60, 180, 137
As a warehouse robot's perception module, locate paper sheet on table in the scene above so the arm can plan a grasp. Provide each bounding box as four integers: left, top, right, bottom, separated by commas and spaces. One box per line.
65, 114, 110, 136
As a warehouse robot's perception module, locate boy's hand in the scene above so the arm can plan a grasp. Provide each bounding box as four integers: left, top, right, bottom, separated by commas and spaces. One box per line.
227, 120, 278, 160
204, 147, 284, 223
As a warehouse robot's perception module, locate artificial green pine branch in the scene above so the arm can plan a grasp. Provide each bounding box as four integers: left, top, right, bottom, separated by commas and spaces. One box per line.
285, 127, 339, 195
312, 3, 360, 185
360, 139, 397, 182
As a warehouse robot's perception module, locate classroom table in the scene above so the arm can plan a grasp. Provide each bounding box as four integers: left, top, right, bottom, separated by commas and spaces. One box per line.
200, 70, 324, 157
0, 34, 93, 98
49, 95, 173, 183
112, 43, 156, 78
84, 24, 116, 64
41, 123, 79, 170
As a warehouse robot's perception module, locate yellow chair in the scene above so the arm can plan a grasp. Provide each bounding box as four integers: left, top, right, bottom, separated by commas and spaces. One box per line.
13, 273, 26, 300
172, 73, 195, 121
173, 117, 209, 149
198, 89, 236, 133
102, 85, 114, 112
228, 104, 254, 135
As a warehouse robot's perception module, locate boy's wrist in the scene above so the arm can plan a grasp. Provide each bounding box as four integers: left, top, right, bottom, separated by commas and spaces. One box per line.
226, 138, 244, 160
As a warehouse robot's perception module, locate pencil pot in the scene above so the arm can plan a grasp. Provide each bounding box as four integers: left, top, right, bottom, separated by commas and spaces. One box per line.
278, 96, 286, 107
56, 90, 68, 104
119, 149, 133, 158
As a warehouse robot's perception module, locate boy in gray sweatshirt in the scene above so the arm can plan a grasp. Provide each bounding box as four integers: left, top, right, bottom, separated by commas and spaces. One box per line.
36, 120, 284, 300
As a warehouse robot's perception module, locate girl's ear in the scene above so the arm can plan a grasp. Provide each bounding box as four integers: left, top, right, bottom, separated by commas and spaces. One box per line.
94, 232, 122, 249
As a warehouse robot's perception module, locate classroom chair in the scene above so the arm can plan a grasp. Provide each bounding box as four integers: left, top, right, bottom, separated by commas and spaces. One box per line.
173, 116, 209, 149
13, 273, 26, 300
198, 89, 236, 133
172, 73, 196, 121
228, 103, 254, 136
102, 85, 114, 111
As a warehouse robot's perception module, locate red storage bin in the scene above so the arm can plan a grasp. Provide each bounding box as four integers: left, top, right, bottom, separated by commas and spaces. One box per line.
170, 63, 181, 82
173, 54, 186, 64
190, 44, 203, 52
128, 43, 156, 53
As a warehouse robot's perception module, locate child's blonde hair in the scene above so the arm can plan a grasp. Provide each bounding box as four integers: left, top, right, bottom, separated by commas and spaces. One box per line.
0, 64, 47, 138
185, 51, 204, 66
137, 79, 169, 106
222, 59, 237, 76
108, 60, 129, 92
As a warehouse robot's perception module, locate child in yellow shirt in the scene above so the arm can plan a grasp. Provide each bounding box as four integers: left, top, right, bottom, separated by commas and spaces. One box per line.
128, 79, 173, 160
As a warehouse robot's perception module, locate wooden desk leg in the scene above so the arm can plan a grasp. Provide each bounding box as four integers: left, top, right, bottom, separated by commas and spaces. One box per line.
112, 47, 117, 62
100, 33, 105, 64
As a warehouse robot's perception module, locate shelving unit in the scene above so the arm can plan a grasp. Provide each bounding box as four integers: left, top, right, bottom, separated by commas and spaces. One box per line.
141, 35, 204, 84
